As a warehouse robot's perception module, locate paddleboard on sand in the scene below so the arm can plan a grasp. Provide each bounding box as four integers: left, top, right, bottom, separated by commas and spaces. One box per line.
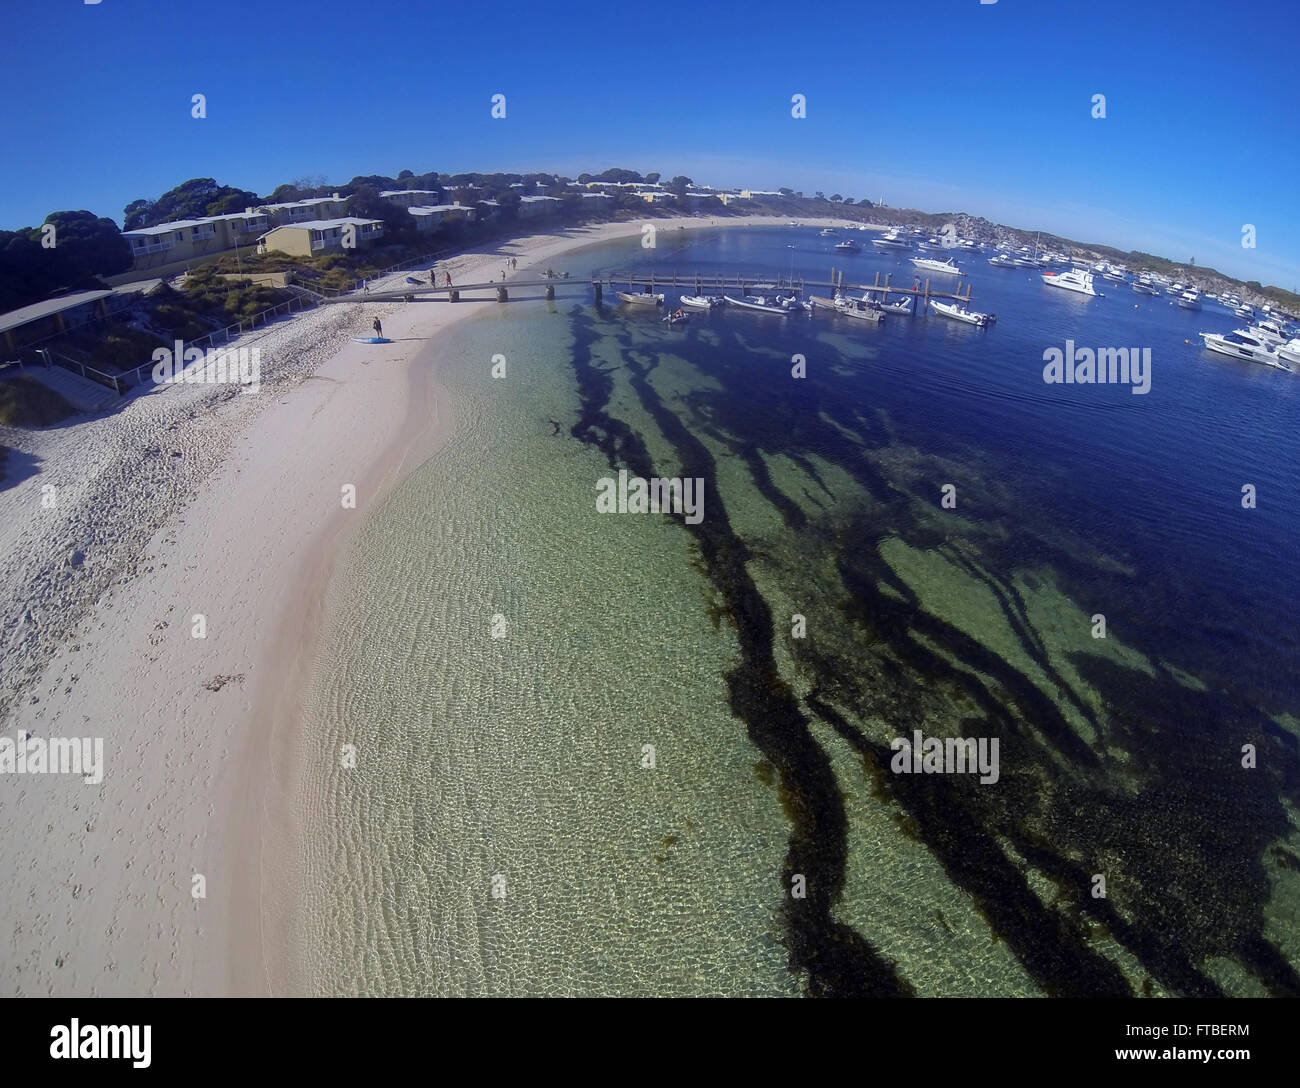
352, 337, 393, 344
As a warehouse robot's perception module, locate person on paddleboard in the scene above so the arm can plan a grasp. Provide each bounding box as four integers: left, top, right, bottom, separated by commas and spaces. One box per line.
372, 318, 383, 339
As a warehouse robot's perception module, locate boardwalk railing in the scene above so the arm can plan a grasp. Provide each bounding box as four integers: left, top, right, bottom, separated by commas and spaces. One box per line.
117, 292, 321, 389
37, 348, 124, 394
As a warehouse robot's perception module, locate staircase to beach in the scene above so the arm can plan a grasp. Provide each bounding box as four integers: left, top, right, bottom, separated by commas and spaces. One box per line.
15, 363, 122, 413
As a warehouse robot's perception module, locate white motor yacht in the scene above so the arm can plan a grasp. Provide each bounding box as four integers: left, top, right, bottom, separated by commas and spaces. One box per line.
910, 256, 965, 275
1042, 269, 1102, 296
1199, 330, 1289, 370
872, 230, 911, 251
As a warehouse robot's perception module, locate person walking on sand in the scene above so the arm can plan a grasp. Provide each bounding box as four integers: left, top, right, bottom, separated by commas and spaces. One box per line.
372, 318, 383, 339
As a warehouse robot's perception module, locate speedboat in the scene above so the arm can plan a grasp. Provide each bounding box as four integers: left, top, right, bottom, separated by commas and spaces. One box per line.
1177, 289, 1202, 310
929, 299, 995, 326
910, 256, 965, 275
958, 239, 981, 251
678, 294, 724, 310
662, 310, 689, 325
872, 230, 911, 251
1042, 269, 1102, 296
834, 239, 862, 252
880, 295, 914, 314
820, 227, 837, 236
618, 291, 664, 305
987, 253, 1017, 268
916, 237, 945, 251
1166, 281, 1186, 296
1132, 280, 1161, 295
723, 294, 791, 315
1199, 330, 1289, 370
776, 293, 808, 314
1235, 302, 1256, 321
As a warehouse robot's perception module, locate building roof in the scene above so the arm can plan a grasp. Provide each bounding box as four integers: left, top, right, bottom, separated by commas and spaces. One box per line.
121, 210, 269, 237
0, 290, 114, 335
379, 189, 441, 199
257, 196, 342, 212
407, 204, 470, 215
262, 217, 383, 234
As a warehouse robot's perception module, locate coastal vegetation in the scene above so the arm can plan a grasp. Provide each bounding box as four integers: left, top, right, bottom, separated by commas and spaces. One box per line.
0, 373, 75, 426
1, 168, 1294, 320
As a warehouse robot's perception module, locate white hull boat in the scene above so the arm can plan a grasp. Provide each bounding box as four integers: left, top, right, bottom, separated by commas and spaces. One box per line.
1277, 339, 1300, 366
872, 231, 910, 250
724, 294, 791, 315
929, 299, 995, 326
618, 291, 664, 306
1199, 331, 1289, 370
1042, 269, 1102, 296
678, 295, 724, 310
910, 257, 965, 275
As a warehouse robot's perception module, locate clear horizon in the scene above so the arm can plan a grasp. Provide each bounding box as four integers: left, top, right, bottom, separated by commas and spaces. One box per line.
1, 0, 1296, 288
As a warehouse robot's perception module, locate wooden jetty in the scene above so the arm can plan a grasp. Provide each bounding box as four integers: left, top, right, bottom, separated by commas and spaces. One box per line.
325, 267, 977, 317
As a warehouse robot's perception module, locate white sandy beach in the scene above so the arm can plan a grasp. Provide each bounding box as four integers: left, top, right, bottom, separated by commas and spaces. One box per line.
0, 213, 859, 996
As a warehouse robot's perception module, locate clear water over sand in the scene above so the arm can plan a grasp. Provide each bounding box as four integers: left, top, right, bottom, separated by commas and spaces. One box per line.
289, 230, 1300, 997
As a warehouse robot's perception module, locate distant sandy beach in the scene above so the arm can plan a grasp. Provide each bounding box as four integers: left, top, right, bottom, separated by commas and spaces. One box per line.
0, 213, 860, 996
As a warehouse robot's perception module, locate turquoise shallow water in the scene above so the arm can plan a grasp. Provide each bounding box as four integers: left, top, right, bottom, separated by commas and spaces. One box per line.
291, 229, 1300, 997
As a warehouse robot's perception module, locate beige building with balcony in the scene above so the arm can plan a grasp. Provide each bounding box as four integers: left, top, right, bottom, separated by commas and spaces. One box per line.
256, 217, 384, 257
257, 194, 347, 226
121, 209, 271, 273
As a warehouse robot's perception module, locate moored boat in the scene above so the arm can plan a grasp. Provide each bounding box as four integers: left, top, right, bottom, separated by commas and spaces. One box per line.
678, 294, 724, 310
872, 230, 911, 251
1277, 338, 1300, 366
723, 294, 791, 315
1199, 330, 1289, 370
910, 256, 965, 275
1042, 269, 1102, 296
834, 239, 862, 252
618, 291, 664, 306
929, 299, 995, 326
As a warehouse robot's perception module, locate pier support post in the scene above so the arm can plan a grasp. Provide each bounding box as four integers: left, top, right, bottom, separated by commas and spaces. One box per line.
497, 286, 509, 303
593, 282, 602, 303
545, 285, 555, 300
450, 289, 460, 303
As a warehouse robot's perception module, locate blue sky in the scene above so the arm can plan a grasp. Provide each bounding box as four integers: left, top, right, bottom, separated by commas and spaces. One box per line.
2, 0, 1296, 286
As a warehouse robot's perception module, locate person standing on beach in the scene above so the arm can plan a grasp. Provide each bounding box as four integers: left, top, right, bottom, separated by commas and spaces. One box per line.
372, 317, 383, 339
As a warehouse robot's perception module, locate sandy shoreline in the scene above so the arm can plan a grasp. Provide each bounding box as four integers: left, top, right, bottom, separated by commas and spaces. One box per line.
0, 213, 856, 996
